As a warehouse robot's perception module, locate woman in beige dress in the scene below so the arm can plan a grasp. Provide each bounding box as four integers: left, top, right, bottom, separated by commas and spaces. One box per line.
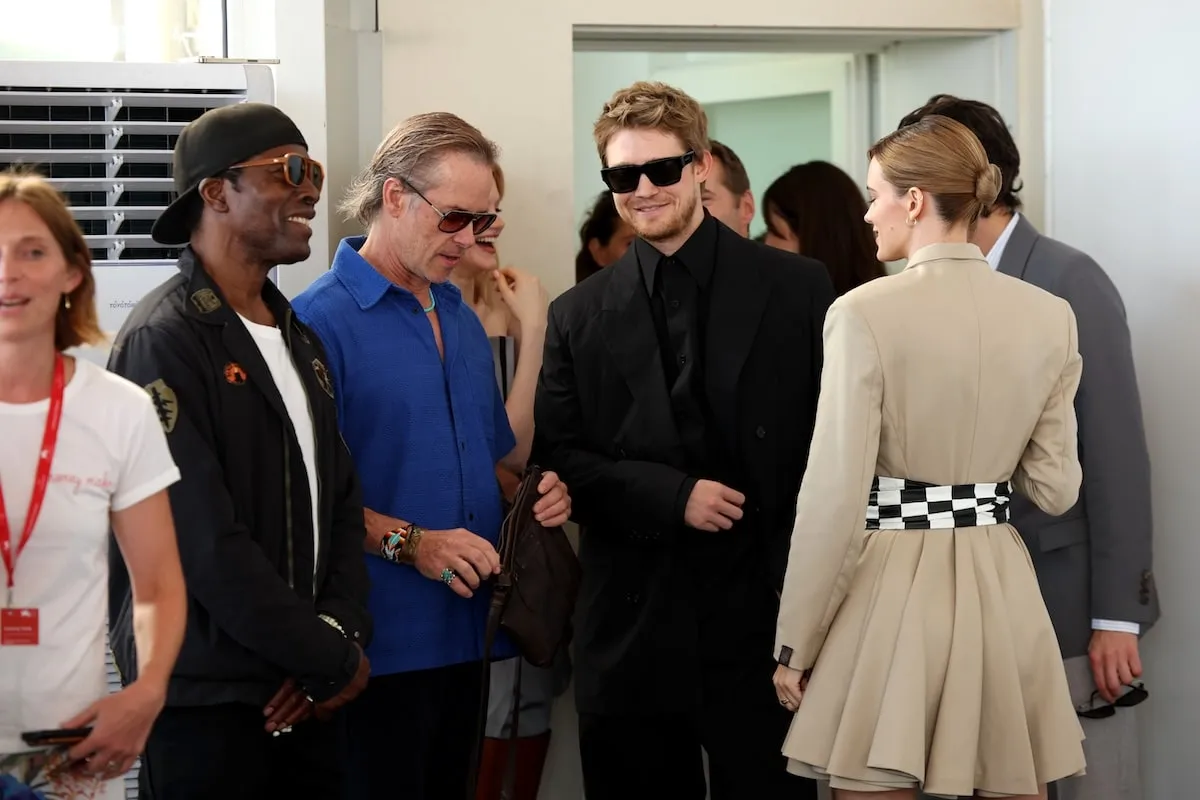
771, 115, 1087, 800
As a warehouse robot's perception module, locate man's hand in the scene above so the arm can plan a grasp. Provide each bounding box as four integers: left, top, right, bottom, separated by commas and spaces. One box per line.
314, 643, 371, 721
414, 528, 502, 599
773, 664, 808, 712
263, 678, 312, 734
1089, 630, 1142, 703
684, 480, 745, 531
64, 678, 166, 780
532, 471, 571, 528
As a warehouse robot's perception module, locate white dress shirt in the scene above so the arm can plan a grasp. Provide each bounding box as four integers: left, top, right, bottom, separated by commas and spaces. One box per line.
984, 212, 1138, 636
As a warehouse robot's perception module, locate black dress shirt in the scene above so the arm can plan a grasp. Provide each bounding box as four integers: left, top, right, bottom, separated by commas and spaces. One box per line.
635, 213, 727, 516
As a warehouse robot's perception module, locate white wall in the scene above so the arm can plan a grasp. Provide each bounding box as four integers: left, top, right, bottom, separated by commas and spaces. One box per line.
1045, 2, 1196, 797
573, 52, 850, 233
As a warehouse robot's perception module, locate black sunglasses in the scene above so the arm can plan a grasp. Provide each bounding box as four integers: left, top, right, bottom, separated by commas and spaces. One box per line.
403, 180, 497, 235
1076, 681, 1148, 719
600, 151, 696, 194
229, 153, 324, 191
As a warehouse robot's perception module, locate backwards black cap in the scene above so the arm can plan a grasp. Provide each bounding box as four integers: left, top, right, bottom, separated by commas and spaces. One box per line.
151, 102, 308, 245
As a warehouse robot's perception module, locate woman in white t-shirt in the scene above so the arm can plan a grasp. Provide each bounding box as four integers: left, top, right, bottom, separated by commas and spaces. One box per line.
0, 173, 187, 800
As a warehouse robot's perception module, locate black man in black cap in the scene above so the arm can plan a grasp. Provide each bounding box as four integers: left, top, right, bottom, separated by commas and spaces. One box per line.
107, 101, 372, 799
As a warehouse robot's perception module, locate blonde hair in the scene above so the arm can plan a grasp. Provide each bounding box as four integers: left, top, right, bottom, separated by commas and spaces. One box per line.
465, 162, 506, 309
868, 115, 1001, 229
0, 171, 103, 350
593, 81, 709, 165
341, 112, 499, 228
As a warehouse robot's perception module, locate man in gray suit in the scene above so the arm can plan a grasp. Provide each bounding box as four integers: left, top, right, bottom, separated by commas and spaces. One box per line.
899, 96, 1160, 800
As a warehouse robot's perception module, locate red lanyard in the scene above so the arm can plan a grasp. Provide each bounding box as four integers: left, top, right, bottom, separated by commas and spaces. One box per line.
0, 353, 65, 606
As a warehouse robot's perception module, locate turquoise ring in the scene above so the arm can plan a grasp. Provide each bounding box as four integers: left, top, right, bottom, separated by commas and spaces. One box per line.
441, 568, 456, 585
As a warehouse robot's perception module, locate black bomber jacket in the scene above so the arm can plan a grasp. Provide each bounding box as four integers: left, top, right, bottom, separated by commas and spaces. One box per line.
107, 248, 371, 707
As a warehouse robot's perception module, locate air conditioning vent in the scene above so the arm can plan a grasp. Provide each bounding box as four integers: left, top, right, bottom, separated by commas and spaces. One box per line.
0, 60, 275, 799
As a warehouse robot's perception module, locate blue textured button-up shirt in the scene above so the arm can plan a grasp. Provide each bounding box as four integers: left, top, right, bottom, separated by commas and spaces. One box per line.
293, 237, 517, 675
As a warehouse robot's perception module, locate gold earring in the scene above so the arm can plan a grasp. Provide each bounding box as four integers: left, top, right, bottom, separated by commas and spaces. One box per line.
63, 294, 71, 310
905, 216, 916, 227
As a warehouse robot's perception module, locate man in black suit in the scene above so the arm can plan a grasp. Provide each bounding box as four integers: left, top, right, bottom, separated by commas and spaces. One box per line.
534, 80, 834, 800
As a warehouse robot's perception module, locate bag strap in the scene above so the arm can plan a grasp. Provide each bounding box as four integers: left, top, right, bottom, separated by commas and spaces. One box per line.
468, 579, 525, 800
467, 467, 539, 800
467, 583, 506, 799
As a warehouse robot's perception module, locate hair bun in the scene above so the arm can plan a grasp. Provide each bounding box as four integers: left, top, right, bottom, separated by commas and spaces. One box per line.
975, 164, 1001, 207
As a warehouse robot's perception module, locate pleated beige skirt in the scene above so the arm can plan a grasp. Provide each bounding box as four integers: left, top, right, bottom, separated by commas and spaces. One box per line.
782, 524, 1086, 798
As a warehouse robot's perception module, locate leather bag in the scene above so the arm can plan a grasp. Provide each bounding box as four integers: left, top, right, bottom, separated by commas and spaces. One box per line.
468, 464, 582, 799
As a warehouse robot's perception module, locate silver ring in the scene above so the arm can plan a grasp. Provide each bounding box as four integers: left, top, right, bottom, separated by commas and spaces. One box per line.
779, 698, 791, 706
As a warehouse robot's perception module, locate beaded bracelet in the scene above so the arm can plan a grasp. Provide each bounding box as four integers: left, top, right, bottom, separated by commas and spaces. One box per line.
380, 523, 424, 564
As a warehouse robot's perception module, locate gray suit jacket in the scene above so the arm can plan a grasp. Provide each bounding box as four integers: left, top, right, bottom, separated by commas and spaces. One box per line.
999, 215, 1160, 659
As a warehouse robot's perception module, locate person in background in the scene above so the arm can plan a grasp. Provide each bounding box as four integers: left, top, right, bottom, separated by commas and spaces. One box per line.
292, 111, 571, 800
450, 163, 548, 496
574, 191, 635, 284
701, 139, 754, 237
762, 160, 886, 296
0, 172, 186, 799
449, 163, 562, 800
107, 103, 372, 799
773, 114, 1085, 800
900, 94, 1158, 800
535, 80, 832, 800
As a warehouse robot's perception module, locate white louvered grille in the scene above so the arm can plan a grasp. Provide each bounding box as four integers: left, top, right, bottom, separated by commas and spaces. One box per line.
0, 60, 275, 799
0, 61, 274, 343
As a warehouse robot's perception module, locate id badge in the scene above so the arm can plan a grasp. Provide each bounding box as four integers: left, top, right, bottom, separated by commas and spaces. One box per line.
1, 607, 39, 645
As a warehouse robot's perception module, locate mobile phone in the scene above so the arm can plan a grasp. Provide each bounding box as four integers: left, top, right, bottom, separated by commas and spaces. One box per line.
20, 728, 92, 747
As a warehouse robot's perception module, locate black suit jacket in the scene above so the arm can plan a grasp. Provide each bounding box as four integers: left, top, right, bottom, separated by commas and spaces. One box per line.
108, 249, 369, 708
533, 223, 834, 714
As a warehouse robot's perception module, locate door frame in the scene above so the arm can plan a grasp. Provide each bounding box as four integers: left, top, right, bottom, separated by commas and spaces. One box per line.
574, 24, 1027, 219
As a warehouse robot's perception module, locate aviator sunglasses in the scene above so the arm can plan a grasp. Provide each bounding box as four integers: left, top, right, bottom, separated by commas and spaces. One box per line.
228, 153, 325, 191
600, 151, 696, 194
403, 179, 497, 235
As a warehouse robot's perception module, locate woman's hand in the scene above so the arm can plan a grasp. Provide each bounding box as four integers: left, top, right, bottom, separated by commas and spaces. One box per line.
532, 471, 571, 527
493, 266, 548, 334
773, 664, 808, 711
64, 678, 166, 779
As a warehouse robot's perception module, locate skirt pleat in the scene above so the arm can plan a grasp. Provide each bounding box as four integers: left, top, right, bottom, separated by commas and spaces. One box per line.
782, 525, 1085, 798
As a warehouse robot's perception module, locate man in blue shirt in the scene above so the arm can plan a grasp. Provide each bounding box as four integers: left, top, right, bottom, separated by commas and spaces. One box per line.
292, 111, 571, 800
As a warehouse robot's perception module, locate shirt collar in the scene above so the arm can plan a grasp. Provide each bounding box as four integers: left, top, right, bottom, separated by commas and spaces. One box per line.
177, 246, 292, 326
332, 235, 463, 311
984, 212, 1021, 270
636, 210, 719, 295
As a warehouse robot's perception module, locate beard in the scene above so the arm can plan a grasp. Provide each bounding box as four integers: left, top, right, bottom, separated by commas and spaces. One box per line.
628, 191, 698, 245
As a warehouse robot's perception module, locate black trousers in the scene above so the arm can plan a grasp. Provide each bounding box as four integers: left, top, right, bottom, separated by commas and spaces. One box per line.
139, 702, 346, 799
579, 656, 819, 800
345, 660, 483, 800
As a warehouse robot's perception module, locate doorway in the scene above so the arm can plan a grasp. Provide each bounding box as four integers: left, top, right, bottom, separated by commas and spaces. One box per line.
571, 28, 1017, 256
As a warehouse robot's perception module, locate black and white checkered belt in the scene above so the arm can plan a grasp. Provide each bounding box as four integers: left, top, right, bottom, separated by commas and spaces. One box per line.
865, 476, 1012, 530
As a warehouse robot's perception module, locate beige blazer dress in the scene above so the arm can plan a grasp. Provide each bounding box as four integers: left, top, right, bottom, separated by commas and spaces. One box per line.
774, 242, 1087, 798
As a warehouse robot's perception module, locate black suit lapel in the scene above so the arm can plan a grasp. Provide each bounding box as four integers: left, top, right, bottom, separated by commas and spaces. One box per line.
997, 214, 1040, 280
600, 251, 681, 447
706, 233, 769, 449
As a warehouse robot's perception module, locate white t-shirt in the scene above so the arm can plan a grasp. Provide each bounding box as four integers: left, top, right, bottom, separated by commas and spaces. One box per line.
0, 359, 180, 789
238, 315, 320, 584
